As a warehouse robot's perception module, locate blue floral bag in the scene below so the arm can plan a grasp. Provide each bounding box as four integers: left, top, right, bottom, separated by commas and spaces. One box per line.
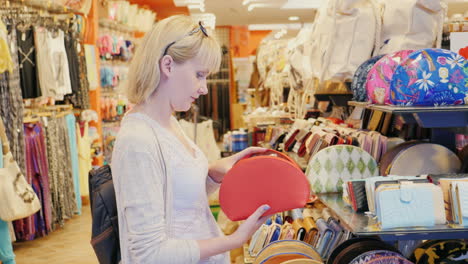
390, 48, 468, 106
351, 55, 385, 102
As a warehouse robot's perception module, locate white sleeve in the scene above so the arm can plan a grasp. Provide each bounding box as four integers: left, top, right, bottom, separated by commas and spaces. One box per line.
113, 147, 200, 264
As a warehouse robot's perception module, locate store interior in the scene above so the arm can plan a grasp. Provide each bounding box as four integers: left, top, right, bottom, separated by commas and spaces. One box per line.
0, 0, 468, 263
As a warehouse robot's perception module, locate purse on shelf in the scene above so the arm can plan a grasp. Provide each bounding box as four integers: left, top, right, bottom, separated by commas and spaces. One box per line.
306, 145, 379, 194
351, 54, 386, 102
366, 50, 415, 105
390, 48, 468, 106
386, 143, 461, 176
0, 118, 41, 221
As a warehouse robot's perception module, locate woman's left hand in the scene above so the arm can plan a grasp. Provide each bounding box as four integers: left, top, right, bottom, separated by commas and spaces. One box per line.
208, 147, 267, 183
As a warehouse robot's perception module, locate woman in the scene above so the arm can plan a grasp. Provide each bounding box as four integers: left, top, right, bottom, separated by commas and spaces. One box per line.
112, 15, 270, 263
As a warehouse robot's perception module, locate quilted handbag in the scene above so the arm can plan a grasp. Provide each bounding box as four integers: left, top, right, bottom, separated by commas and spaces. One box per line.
306, 145, 379, 194
220, 149, 310, 221
390, 48, 468, 106
376, 183, 443, 229
366, 50, 415, 105
253, 240, 322, 264
351, 54, 385, 102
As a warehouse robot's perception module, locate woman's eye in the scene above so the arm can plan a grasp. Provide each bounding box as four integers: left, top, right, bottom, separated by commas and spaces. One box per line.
197, 72, 206, 79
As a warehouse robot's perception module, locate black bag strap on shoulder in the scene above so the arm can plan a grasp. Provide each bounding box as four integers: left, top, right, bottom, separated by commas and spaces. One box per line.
89, 165, 121, 264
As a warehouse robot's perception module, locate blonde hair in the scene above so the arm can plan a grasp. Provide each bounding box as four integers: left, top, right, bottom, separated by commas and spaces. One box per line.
126, 15, 222, 104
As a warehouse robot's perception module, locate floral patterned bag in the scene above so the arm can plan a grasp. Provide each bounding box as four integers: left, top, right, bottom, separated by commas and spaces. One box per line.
366, 50, 414, 105
390, 48, 468, 106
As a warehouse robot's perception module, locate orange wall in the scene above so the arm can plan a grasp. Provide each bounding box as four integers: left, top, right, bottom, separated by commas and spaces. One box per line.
230, 27, 271, 57
249, 30, 271, 55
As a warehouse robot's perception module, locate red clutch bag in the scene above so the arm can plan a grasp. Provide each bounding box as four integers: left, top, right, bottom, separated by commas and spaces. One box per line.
219, 149, 310, 221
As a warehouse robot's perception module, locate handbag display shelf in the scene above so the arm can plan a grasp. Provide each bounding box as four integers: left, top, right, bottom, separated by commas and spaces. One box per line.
317, 193, 468, 242
347, 101, 468, 152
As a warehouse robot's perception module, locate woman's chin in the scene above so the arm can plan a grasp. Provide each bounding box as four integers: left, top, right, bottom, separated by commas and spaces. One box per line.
174, 103, 192, 113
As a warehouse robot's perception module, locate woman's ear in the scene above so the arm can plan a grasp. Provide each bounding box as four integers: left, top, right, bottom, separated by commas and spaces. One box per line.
160, 55, 174, 79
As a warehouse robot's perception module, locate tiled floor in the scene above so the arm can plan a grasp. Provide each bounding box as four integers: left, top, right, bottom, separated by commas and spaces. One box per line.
12, 205, 97, 264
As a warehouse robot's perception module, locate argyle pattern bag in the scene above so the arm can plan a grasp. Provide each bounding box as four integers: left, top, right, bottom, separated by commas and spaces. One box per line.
306, 145, 379, 194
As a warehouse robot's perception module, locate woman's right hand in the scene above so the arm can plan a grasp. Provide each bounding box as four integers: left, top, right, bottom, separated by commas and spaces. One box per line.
230, 204, 271, 248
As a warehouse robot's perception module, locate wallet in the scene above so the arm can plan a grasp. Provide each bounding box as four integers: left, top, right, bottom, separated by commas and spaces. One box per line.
303, 217, 318, 245
292, 219, 307, 241
280, 223, 295, 240
284, 129, 300, 152
266, 223, 282, 245
220, 149, 310, 221
315, 218, 334, 257
365, 176, 428, 214
376, 182, 443, 229
451, 182, 468, 225
249, 224, 269, 257
324, 219, 345, 259
347, 180, 369, 212
438, 177, 468, 222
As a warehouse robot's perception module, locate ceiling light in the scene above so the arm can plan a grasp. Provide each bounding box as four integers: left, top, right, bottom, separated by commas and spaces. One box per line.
281, 0, 321, 9
248, 3, 270, 12
288, 16, 300, 21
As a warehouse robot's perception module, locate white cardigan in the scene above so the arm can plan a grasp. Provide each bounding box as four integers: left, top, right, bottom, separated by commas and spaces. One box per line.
112, 113, 228, 264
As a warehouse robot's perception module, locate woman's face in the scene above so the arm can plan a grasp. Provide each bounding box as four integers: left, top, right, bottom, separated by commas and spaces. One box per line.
168, 57, 209, 112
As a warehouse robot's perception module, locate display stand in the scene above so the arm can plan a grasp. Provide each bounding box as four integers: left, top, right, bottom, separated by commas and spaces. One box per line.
348, 102, 468, 151
318, 193, 468, 242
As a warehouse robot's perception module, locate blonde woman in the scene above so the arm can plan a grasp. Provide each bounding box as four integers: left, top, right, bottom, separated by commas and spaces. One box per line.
112, 15, 270, 264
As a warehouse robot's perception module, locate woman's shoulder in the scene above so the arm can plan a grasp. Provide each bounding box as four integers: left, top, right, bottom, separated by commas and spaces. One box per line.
114, 113, 163, 153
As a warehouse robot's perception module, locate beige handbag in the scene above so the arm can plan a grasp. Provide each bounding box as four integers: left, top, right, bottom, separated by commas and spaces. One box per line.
0, 118, 41, 221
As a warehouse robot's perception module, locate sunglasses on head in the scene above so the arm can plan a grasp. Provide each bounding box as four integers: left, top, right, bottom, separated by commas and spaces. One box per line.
163, 21, 209, 56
